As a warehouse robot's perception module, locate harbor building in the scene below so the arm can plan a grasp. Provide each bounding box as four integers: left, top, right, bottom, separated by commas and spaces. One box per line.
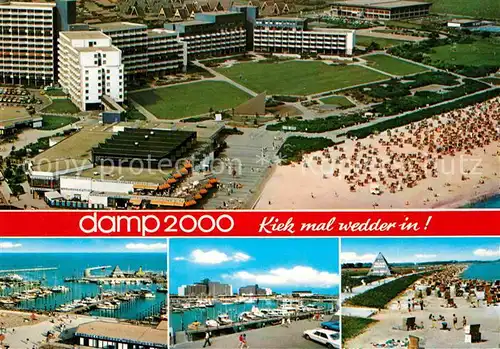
368, 252, 392, 276
75, 321, 167, 349
208, 281, 232, 296
91, 22, 186, 78
0, 106, 42, 138
239, 284, 267, 296
178, 285, 187, 296
182, 280, 232, 297
253, 17, 355, 55
330, 0, 432, 20
164, 12, 246, 58
58, 31, 124, 111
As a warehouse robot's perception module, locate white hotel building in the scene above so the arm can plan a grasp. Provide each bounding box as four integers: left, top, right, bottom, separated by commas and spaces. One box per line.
0, 1, 56, 86
254, 17, 355, 56
58, 31, 124, 111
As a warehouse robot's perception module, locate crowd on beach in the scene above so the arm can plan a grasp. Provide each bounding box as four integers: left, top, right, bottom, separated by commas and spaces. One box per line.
305, 97, 500, 204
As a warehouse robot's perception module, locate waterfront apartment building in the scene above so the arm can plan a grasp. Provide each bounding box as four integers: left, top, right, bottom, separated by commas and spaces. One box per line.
330, 0, 431, 20
165, 12, 246, 58
254, 17, 355, 56
0, 1, 56, 86
208, 281, 232, 296
91, 22, 185, 78
239, 284, 267, 296
58, 31, 124, 111
183, 281, 232, 296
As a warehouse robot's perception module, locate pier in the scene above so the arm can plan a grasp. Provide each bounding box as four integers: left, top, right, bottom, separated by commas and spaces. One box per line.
0, 267, 58, 273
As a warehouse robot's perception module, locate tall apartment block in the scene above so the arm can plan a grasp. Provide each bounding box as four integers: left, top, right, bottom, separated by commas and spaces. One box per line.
91, 22, 185, 78
0, 1, 55, 86
165, 12, 246, 58
58, 31, 124, 111
0, 0, 75, 86
254, 17, 355, 56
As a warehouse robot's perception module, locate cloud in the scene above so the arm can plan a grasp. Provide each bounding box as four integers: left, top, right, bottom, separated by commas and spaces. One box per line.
340, 252, 376, 263
473, 248, 500, 258
125, 243, 167, 251
0, 242, 22, 249
224, 266, 340, 288
415, 254, 437, 259
175, 249, 251, 265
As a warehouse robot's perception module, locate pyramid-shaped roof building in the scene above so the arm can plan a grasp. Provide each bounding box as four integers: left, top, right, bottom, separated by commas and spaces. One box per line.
368, 252, 392, 276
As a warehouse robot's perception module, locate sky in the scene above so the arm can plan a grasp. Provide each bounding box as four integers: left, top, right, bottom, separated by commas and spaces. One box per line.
0, 239, 168, 253
170, 238, 340, 295
341, 237, 500, 264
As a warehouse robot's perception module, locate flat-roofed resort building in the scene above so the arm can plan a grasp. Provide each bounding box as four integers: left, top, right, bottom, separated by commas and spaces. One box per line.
75, 321, 167, 349
0, 106, 42, 137
331, 0, 431, 20
27, 123, 225, 209
164, 12, 246, 58
254, 17, 355, 55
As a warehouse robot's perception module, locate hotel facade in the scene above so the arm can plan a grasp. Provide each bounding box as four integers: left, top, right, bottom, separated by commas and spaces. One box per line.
58, 31, 124, 111
254, 17, 355, 56
330, 0, 431, 20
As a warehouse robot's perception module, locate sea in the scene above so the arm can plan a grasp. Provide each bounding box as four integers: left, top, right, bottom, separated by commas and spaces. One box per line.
0, 253, 166, 320
465, 194, 500, 208
170, 300, 333, 332
461, 261, 500, 281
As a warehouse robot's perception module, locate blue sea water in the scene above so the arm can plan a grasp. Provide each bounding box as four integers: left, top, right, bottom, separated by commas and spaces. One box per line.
0, 253, 166, 320
461, 261, 500, 281
473, 26, 500, 33
465, 194, 500, 208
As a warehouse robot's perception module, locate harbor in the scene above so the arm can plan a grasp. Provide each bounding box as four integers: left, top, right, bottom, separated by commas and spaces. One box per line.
0, 252, 167, 323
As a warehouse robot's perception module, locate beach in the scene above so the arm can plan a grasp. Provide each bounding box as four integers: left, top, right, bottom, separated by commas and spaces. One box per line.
256, 98, 500, 209
345, 265, 500, 348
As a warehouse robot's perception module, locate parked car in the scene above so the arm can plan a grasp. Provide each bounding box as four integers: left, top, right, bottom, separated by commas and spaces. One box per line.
303, 328, 340, 348
321, 319, 340, 331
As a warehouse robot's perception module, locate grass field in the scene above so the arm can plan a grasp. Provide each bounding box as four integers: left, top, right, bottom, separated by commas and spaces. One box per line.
342, 316, 378, 344
363, 54, 428, 76
216, 61, 388, 95
319, 95, 355, 107
429, 0, 500, 19
356, 35, 406, 49
41, 115, 78, 130
130, 81, 251, 119
428, 38, 500, 66
43, 99, 79, 114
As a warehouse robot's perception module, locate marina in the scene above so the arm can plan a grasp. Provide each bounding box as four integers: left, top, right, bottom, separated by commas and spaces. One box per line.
0, 252, 167, 322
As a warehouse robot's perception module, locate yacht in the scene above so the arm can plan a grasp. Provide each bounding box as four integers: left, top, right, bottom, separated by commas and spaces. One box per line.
205, 319, 219, 327
217, 314, 233, 325
96, 302, 118, 310
51, 286, 69, 293
142, 292, 156, 299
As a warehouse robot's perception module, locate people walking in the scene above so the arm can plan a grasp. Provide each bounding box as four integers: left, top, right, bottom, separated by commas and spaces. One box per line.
203, 331, 211, 347
462, 316, 467, 329
419, 299, 424, 311
452, 314, 458, 330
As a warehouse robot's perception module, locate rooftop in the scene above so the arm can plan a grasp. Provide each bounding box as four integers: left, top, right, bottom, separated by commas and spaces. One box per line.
92, 21, 147, 32
332, 0, 431, 9
75, 46, 120, 53
75, 321, 167, 347
61, 31, 110, 41
0, 1, 55, 8
147, 28, 178, 37
30, 126, 113, 173
114, 121, 224, 141
171, 20, 208, 26
78, 165, 174, 183
0, 107, 40, 129
258, 17, 307, 22
311, 27, 356, 34
448, 18, 482, 24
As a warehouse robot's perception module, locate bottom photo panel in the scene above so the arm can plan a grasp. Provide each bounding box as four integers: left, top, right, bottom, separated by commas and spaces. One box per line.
0, 238, 168, 349
169, 238, 340, 349
341, 237, 500, 349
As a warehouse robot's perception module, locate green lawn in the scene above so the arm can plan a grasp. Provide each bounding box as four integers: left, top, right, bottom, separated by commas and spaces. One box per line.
216, 61, 388, 95
429, 0, 500, 19
356, 35, 407, 49
130, 81, 251, 119
43, 99, 80, 114
428, 38, 500, 66
41, 115, 78, 130
363, 54, 428, 76
342, 316, 378, 344
319, 95, 355, 107
44, 89, 67, 97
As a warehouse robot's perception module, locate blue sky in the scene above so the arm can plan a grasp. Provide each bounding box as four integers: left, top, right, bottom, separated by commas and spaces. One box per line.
341, 238, 500, 264
0, 239, 168, 253
170, 238, 340, 295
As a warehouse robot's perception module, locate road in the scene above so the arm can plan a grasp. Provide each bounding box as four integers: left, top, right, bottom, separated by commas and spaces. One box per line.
174, 318, 327, 349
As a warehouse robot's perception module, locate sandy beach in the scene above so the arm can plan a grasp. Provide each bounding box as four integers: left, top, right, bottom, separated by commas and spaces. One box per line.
345, 266, 500, 348
256, 98, 500, 209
